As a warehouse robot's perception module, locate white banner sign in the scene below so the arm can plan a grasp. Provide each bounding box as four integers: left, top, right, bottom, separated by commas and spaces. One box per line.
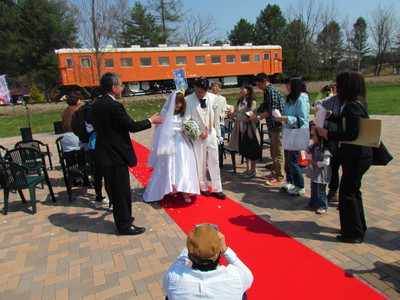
0, 75, 11, 105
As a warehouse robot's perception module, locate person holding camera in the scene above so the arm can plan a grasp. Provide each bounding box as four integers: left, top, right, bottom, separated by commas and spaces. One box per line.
162, 224, 253, 299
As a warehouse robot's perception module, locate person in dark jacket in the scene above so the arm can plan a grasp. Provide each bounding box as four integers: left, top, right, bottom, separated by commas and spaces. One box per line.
91, 72, 163, 235
316, 70, 372, 244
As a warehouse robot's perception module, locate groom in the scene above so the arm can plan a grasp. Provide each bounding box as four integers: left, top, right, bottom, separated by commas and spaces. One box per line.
183, 76, 226, 200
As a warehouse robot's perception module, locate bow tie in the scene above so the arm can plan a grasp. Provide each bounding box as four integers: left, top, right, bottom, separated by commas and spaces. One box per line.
199, 98, 207, 108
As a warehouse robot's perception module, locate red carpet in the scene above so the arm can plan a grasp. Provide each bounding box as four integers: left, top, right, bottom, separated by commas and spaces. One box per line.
129, 140, 386, 299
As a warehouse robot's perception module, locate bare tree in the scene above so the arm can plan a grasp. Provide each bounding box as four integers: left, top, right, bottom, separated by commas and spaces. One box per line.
341, 17, 355, 69
180, 13, 217, 46
370, 4, 397, 75
69, 0, 128, 85
286, 0, 322, 74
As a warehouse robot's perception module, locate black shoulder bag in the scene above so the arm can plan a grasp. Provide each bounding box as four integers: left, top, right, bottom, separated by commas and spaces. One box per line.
355, 101, 393, 166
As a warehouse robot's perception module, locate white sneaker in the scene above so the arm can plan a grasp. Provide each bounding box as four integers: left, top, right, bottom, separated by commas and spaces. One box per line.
108, 205, 113, 211
242, 170, 257, 178
287, 186, 306, 196
94, 198, 110, 209
281, 182, 295, 191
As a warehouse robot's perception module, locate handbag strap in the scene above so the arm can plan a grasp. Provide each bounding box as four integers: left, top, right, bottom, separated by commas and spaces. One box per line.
355, 100, 370, 119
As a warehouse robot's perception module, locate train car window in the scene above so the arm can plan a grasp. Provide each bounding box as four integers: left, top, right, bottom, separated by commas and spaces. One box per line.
211, 55, 221, 64
158, 57, 170, 66
195, 56, 206, 64
226, 55, 236, 64
275, 52, 279, 60
263, 53, 270, 61
176, 56, 187, 65
254, 54, 260, 62
121, 58, 133, 67
105, 58, 114, 68
241, 54, 250, 63
66, 58, 73, 69
140, 57, 152, 66
81, 58, 91, 67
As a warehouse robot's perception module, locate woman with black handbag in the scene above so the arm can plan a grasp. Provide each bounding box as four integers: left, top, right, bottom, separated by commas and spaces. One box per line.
316, 70, 372, 244
228, 84, 260, 178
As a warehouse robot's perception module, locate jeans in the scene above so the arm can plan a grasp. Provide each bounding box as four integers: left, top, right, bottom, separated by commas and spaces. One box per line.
309, 182, 328, 209
284, 150, 304, 188
220, 124, 226, 140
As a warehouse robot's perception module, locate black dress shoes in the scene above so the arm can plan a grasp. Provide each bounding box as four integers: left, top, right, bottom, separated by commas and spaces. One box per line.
201, 190, 210, 197
336, 235, 363, 244
118, 225, 146, 236
212, 192, 226, 200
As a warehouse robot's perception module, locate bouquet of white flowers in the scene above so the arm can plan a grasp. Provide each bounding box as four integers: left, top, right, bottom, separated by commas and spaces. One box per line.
182, 119, 201, 142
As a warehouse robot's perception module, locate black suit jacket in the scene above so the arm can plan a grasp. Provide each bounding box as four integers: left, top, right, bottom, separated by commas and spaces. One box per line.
91, 94, 151, 167
327, 100, 373, 160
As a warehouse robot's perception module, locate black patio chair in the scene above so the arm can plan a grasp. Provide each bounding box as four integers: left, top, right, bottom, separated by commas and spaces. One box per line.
0, 161, 55, 214
56, 137, 94, 202
0, 145, 8, 161
15, 139, 53, 170
4, 147, 56, 202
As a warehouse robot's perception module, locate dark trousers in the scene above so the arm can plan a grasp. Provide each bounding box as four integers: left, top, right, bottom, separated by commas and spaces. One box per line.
339, 156, 372, 239
102, 165, 133, 232
328, 155, 341, 192
90, 150, 111, 202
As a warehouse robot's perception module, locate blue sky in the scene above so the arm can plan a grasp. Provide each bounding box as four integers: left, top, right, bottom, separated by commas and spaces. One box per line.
133, 0, 398, 42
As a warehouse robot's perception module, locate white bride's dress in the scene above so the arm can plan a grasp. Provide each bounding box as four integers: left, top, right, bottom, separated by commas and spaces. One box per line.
143, 114, 200, 202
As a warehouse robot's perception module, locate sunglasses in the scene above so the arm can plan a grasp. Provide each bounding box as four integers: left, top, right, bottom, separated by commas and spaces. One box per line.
195, 223, 219, 231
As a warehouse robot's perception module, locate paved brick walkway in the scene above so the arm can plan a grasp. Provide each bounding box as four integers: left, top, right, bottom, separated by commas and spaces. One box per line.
0, 115, 399, 299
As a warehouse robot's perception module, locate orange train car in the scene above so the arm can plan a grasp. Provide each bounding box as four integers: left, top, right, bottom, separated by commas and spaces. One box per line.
55, 43, 282, 94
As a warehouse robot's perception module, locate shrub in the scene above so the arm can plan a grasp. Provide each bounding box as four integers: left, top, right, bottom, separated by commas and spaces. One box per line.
28, 84, 45, 103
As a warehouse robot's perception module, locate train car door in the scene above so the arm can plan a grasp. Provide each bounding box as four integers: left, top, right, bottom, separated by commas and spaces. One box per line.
262, 52, 272, 75
273, 51, 282, 74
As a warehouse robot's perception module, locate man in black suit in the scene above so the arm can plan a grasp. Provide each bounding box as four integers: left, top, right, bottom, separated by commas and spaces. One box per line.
92, 72, 163, 235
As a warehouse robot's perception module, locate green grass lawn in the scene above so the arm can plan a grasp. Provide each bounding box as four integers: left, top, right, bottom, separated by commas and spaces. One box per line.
0, 84, 398, 139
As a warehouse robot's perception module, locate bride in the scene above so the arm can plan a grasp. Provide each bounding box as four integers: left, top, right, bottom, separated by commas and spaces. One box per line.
143, 91, 200, 203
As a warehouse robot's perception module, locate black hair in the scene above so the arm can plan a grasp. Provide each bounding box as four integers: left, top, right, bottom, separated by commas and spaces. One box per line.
184, 87, 194, 97
335, 70, 366, 104
237, 83, 256, 109
194, 76, 209, 91
90, 86, 104, 100
100, 72, 120, 92
66, 92, 82, 106
191, 255, 221, 272
286, 76, 303, 103
255, 72, 269, 83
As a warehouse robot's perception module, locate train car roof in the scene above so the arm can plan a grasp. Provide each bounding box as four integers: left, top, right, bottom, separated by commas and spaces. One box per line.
55, 44, 282, 54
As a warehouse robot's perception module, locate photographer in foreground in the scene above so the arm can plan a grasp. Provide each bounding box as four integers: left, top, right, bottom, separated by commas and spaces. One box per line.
162, 224, 253, 299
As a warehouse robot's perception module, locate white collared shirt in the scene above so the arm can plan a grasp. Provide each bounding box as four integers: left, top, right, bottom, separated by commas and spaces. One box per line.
162, 247, 253, 300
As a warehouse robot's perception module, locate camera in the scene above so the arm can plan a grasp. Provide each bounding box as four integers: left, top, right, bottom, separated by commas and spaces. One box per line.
323, 85, 331, 92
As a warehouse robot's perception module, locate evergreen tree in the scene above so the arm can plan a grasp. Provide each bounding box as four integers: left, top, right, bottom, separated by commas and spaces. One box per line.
228, 19, 256, 46
317, 21, 344, 77
147, 0, 182, 44
285, 19, 308, 75
0, 0, 79, 100
119, 2, 161, 47
0, 0, 20, 76
352, 17, 369, 70
254, 4, 287, 45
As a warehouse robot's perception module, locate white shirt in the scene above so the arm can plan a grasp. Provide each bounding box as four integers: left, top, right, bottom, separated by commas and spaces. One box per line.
162, 247, 253, 300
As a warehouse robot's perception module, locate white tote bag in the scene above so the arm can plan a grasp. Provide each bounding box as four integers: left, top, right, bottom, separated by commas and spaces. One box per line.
282, 127, 310, 150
